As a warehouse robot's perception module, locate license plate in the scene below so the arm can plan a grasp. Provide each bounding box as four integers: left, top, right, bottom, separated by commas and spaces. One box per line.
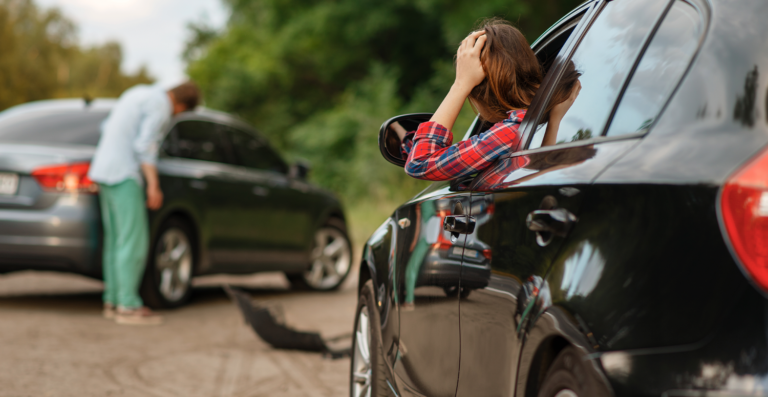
452, 246, 478, 258
0, 173, 18, 195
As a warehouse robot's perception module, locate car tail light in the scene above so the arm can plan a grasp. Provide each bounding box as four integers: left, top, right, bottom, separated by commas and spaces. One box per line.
31, 162, 97, 193
721, 146, 768, 290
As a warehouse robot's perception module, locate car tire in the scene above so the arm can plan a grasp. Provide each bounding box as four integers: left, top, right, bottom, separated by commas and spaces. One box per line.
350, 279, 388, 397
140, 217, 196, 309
443, 285, 472, 299
537, 346, 610, 397
286, 217, 352, 291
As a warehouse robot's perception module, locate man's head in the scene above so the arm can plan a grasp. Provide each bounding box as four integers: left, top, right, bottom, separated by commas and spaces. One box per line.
168, 82, 201, 115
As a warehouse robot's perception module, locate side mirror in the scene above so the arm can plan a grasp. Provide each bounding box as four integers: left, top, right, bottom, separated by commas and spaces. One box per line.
378, 113, 433, 167
290, 160, 311, 180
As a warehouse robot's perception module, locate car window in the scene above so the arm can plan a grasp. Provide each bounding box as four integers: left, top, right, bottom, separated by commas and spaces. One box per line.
0, 110, 107, 145
528, 0, 670, 149
164, 120, 231, 163
466, 13, 582, 141
605, 1, 702, 137
226, 127, 288, 174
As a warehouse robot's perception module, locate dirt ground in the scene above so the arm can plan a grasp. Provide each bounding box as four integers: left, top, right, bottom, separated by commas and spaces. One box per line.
0, 268, 359, 397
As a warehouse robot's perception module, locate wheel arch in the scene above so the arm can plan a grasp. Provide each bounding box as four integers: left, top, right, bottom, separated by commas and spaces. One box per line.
524, 335, 572, 397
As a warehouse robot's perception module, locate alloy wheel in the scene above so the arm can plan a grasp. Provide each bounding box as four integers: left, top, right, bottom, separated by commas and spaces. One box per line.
352, 305, 372, 397
303, 227, 351, 289
154, 227, 193, 302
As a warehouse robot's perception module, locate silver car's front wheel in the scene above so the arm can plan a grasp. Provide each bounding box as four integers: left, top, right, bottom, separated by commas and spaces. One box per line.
300, 223, 352, 290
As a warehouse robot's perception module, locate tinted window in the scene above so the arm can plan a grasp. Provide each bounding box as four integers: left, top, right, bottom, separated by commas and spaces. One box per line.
0, 110, 107, 145
226, 127, 288, 173
165, 120, 231, 163
606, 1, 702, 137
528, 0, 669, 149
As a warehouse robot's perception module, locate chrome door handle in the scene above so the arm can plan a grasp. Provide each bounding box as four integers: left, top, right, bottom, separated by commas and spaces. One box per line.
190, 180, 207, 190
526, 208, 577, 246
252, 186, 270, 197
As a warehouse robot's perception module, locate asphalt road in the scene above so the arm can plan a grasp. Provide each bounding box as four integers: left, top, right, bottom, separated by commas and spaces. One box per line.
0, 269, 359, 397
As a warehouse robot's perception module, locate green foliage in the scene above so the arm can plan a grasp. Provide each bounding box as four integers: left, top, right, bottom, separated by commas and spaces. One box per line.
0, 0, 153, 111
186, 0, 584, 218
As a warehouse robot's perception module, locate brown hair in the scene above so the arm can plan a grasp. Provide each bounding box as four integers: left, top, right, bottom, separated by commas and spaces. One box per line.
169, 81, 201, 110
468, 18, 581, 124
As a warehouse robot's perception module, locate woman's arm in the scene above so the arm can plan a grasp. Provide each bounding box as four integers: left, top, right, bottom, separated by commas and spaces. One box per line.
542, 80, 581, 147
430, 30, 487, 131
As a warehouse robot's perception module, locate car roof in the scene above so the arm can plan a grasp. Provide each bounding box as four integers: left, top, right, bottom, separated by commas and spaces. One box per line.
0, 98, 253, 132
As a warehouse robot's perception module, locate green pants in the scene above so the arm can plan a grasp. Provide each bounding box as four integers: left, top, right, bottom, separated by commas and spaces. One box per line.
98, 179, 148, 309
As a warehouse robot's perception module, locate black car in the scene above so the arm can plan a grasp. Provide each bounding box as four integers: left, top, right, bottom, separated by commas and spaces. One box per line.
0, 99, 352, 308
352, 0, 768, 396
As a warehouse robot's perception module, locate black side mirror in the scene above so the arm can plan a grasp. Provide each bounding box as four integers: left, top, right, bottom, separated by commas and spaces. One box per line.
378, 113, 433, 167
290, 160, 311, 180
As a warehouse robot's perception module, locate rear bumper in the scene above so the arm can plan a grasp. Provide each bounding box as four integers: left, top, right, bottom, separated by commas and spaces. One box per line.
0, 194, 101, 276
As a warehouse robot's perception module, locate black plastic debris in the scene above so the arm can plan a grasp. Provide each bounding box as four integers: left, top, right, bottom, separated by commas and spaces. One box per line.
223, 285, 351, 359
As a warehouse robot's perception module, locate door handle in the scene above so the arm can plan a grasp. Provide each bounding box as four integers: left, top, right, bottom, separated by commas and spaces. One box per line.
443, 215, 476, 241
526, 208, 577, 247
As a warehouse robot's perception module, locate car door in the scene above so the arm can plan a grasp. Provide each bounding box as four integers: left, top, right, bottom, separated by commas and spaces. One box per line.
453, 0, 677, 394
158, 119, 245, 269
221, 125, 317, 269
391, 180, 473, 396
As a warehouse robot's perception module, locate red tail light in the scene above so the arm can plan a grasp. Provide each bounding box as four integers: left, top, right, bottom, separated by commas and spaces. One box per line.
31, 162, 97, 193
721, 147, 768, 290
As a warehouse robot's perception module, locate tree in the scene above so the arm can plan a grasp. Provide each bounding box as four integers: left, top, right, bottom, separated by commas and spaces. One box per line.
186, 0, 584, 205
0, 0, 153, 111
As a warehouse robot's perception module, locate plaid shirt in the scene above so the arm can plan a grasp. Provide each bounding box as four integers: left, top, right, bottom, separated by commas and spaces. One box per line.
401, 109, 527, 181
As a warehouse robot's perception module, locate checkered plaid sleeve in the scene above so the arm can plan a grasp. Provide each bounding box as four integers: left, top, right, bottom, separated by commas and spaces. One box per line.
404, 111, 525, 181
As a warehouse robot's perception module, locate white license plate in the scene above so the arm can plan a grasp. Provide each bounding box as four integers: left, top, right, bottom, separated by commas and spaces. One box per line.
0, 173, 18, 195
452, 246, 478, 258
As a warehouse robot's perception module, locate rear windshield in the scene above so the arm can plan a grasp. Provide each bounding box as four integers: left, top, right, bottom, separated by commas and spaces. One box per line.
0, 109, 108, 146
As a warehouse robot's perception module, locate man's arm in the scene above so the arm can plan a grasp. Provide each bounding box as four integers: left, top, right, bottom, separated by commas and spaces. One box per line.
135, 97, 170, 209
141, 163, 163, 210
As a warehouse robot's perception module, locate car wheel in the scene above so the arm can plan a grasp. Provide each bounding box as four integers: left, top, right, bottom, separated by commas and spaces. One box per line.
140, 217, 195, 309
288, 218, 352, 291
443, 285, 472, 299
537, 346, 610, 397
350, 280, 388, 397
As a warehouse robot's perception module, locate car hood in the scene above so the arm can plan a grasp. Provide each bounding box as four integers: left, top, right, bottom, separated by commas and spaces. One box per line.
0, 143, 95, 174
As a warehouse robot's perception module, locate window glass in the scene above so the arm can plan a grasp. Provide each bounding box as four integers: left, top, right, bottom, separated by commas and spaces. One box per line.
0, 110, 107, 145
166, 120, 230, 163
226, 127, 288, 173
528, 0, 669, 149
606, 1, 701, 136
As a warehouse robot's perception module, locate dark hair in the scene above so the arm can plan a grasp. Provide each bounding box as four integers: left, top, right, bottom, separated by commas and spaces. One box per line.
169, 81, 201, 110
468, 18, 581, 124
468, 18, 542, 123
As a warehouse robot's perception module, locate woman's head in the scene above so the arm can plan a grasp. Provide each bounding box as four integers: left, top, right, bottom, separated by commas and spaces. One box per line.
467, 18, 582, 124
468, 18, 542, 123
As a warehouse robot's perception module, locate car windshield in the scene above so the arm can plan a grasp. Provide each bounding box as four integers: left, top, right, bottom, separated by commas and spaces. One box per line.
0, 108, 108, 146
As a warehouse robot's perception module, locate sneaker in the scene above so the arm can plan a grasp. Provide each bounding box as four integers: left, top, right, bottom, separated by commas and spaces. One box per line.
401, 302, 415, 312
103, 303, 116, 319
115, 306, 163, 325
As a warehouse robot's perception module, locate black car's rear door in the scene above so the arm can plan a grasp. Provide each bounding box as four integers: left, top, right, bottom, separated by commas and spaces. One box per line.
454, 0, 678, 394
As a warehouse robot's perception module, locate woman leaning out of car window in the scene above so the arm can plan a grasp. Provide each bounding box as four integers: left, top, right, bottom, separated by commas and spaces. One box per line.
395, 18, 582, 182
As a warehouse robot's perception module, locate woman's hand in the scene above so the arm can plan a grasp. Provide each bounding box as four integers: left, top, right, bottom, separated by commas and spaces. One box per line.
455, 30, 487, 92
550, 79, 582, 122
